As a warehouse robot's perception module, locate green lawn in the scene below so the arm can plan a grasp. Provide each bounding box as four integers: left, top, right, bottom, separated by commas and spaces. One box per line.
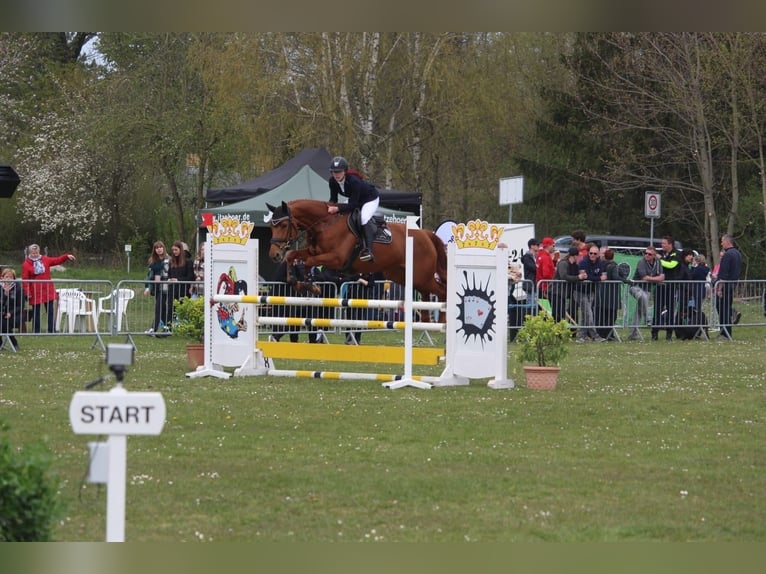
1, 324, 765, 542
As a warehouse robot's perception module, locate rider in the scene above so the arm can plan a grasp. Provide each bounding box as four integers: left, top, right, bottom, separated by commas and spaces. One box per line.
327, 155, 380, 262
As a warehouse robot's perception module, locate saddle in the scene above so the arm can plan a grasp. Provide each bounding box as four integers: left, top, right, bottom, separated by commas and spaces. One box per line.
346, 210, 393, 245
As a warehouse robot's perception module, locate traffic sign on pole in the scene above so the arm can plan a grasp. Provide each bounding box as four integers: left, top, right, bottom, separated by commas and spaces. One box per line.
645, 191, 661, 218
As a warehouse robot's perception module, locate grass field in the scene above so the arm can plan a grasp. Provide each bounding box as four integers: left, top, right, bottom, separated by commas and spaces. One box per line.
1, 316, 765, 543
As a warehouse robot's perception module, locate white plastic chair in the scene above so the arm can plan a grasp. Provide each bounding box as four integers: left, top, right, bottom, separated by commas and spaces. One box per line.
96, 288, 135, 332
56, 288, 96, 333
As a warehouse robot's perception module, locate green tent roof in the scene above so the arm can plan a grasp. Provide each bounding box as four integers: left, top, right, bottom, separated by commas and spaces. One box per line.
200, 165, 414, 228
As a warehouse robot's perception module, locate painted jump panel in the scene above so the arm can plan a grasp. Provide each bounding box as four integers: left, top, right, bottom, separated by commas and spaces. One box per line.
257, 342, 444, 366
266, 369, 441, 383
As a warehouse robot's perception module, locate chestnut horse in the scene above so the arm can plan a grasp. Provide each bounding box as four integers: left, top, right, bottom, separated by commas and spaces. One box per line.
266, 200, 447, 301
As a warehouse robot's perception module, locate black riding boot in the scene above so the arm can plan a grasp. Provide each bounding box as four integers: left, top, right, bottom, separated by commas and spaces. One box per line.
360, 222, 375, 262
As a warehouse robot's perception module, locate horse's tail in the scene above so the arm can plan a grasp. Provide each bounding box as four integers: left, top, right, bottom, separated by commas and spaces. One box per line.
428, 231, 448, 287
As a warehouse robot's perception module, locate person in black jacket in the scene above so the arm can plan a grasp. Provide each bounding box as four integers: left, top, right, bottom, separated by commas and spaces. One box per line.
712, 234, 743, 339
653, 235, 683, 341
166, 240, 195, 329
521, 238, 539, 284
327, 156, 380, 262
0, 267, 26, 350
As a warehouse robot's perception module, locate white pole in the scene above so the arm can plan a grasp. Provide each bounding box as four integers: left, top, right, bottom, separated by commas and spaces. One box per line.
105, 433, 127, 542
403, 233, 414, 381
104, 385, 127, 542
383, 217, 431, 389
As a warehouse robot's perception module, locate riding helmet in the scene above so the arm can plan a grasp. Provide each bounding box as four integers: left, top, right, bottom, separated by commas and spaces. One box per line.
330, 156, 349, 172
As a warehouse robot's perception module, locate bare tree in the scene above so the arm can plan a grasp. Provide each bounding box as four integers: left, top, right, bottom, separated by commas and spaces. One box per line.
569, 33, 736, 263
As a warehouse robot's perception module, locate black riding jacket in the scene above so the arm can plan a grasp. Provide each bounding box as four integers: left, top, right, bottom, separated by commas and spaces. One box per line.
328, 173, 379, 214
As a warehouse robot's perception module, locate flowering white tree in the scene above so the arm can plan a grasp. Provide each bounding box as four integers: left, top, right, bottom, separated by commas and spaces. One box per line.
16, 106, 110, 241
0, 33, 35, 153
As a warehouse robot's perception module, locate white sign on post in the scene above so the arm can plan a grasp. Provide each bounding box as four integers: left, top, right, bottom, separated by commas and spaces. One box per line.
69, 385, 166, 542
499, 176, 524, 223
69, 390, 166, 435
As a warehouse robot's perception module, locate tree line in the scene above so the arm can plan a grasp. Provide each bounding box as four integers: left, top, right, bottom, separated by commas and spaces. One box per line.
1, 32, 765, 275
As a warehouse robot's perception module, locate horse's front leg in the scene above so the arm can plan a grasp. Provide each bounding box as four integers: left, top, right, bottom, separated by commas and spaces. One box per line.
284, 248, 314, 284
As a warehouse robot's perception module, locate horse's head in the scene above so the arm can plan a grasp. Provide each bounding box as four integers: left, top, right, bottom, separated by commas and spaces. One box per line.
266, 201, 295, 262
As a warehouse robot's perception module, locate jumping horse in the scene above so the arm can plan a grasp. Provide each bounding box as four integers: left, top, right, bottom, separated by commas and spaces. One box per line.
266, 200, 448, 301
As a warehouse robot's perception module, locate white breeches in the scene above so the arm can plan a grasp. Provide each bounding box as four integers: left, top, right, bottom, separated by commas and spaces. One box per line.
360, 198, 379, 225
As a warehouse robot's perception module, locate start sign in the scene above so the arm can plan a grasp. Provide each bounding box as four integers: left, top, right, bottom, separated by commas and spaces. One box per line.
69, 387, 166, 435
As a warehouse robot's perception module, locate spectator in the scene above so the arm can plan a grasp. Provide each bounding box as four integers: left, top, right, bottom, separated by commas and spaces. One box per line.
575, 243, 604, 343
571, 229, 588, 261
0, 267, 26, 350
166, 240, 196, 328
676, 249, 695, 319
690, 253, 710, 316
712, 234, 743, 339
535, 237, 557, 299
653, 235, 682, 341
21, 243, 76, 333
521, 238, 539, 283
549, 246, 580, 325
507, 261, 528, 342
595, 248, 627, 340
627, 246, 664, 341
143, 240, 170, 335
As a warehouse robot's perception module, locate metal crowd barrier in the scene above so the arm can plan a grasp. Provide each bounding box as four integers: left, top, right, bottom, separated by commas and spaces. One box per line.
2, 279, 116, 349
5, 276, 765, 349
508, 278, 766, 342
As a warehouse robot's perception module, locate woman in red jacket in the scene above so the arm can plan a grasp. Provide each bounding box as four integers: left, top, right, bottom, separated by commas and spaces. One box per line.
21, 244, 76, 333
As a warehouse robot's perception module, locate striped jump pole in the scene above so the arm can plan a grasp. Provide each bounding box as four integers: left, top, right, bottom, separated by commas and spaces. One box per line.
213, 293, 445, 311
256, 316, 445, 332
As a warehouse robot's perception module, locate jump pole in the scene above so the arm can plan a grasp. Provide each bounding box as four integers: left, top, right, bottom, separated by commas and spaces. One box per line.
214, 294, 444, 312
384, 217, 430, 389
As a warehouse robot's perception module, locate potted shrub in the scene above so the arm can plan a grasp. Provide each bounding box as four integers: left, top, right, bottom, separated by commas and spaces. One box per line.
514, 310, 571, 390
174, 296, 205, 369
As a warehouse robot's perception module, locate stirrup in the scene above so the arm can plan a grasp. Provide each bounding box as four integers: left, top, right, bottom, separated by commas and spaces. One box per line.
359, 250, 373, 262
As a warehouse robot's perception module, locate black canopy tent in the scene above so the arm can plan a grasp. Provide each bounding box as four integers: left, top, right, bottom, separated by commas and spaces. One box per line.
206, 148, 332, 203
0, 165, 20, 198
204, 147, 422, 215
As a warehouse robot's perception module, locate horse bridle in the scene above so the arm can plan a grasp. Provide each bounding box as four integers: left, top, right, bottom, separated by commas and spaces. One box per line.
270, 204, 339, 255
269, 209, 299, 253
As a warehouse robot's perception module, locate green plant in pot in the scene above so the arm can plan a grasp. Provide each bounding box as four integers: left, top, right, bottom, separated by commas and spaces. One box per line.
174, 296, 206, 370
514, 310, 571, 390
174, 296, 205, 342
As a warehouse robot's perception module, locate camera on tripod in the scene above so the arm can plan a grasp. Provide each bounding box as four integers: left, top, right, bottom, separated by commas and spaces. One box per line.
106, 343, 134, 381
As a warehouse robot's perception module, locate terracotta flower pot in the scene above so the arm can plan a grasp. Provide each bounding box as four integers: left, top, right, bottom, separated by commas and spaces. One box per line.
522, 365, 560, 390
186, 343, 205, 370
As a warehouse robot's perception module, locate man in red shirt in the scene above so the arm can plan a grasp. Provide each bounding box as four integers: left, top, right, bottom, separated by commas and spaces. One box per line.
535, 237, 557, 298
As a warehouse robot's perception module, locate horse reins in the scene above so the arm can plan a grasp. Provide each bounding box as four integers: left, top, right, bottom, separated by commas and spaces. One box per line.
270, 206, 339, 253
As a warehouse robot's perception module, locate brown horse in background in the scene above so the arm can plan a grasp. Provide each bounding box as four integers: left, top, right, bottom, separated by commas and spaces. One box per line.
266, 200, 447, 301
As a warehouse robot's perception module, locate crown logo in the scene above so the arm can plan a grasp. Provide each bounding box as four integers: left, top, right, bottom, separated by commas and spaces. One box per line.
206, 214, 255, 246
452, 220, 502, 250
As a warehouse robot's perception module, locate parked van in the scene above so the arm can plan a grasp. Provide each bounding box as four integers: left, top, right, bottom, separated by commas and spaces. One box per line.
553, 234, 682, 255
